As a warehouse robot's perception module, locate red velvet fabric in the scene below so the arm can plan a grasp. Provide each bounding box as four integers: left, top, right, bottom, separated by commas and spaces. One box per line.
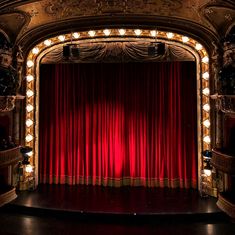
39, 62, 197, 188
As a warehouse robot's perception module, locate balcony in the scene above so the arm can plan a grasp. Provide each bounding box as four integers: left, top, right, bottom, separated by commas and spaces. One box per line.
0, 146, 22, 206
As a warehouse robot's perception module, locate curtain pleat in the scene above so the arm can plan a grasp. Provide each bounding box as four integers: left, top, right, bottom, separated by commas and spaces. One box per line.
39, 62, 197, 188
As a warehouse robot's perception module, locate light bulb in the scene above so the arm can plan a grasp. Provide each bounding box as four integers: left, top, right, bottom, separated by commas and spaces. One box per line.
202, 88, 210, 96
103, 29, 111, 36
182, 36, 189, 43
195, 43, 203, 50
58, 35, 65, 41
204, 169, 212, 176
202, 56, 209, 64
26, 75, 34, 82
25, 134, 33, 142
150, 30, 157, 37
202, 72, 209, 80
25, 164, 33, 173
118, 29, 126, 36
203, 104, 210, 112
32, 47, 39, 54
166, 32, 174, 38
203, 119, 210, 128
88, 30, 96, 37
26, 119, 33, 127
27, 151, 33, 157
26, 104, 34, 112
44, 39, 52, 46
134, 29, 142, 36
26, 90, 34, 97
203, 136, 211, 144
73, 32, 80, 39
27, 60, 34, 68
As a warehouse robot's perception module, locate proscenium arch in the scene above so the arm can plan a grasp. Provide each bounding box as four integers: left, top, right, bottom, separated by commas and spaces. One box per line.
24, 29, 211, 191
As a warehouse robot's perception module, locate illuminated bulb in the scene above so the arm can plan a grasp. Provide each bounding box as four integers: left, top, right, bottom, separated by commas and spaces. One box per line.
26, 90, 34, 97
202, 88, 210, 96
203, 119, 210, 128
103, 29, 111, 36
26, 104, 34, 112
27, 151, 33, 157
202, 56, 209, 64
27, 60, 34, 68
26, 75, 34, 82
73, 32, 80, 39
182, 36, 189, 43
58, 35, 65, 41
203, 104, 210, 112
195, 43, 203, 50
25, 164, 33, 173
166, 32, 174, 38
204, 169, 212, 176
44, 39, 52, 46
26, 119, 33, 127
25, 134, 33, 142
203, 136, 211, 144
150, 30, 157, 37
134, 29, 142, 36
202, 72, 209, 80
32, 47, 39, 54
88, 30, 96, 37
118, 29, 126, 36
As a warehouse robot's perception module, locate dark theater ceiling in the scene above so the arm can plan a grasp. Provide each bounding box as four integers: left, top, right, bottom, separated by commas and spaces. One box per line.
0, 0, 234, 49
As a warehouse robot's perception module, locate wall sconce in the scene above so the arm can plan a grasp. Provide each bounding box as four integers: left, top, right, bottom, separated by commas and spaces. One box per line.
18, 146, 35, 191
200, 150, 213, 197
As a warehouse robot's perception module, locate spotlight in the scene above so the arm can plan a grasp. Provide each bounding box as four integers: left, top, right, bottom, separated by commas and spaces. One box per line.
148, 45, 156, 56
148, 43, 165, 56
63, 44, 80, 59
157, 43, 165, 55
63, 45, 70, 58
70, 45, 80, 58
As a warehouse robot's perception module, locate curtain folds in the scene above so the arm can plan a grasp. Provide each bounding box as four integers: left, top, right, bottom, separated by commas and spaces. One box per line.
39, 62, 197, 188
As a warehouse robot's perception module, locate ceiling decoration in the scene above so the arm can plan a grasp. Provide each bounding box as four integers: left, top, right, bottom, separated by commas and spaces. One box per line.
201, 3, 235, 36
0, 12, 28, 40
0, 0, 234, 48
42, 0, 185, 17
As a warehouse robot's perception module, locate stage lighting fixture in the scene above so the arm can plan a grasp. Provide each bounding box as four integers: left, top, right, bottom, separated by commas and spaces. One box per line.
70, 45, 80, 58
148, 43, 165, 56
63, 45, 70, 58
157, 43, 165, 55
148, 45, 156, 56
63, 44, 80, 59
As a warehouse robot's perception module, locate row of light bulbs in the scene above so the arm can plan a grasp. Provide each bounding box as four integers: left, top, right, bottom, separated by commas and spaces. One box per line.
25, 28, 211, 152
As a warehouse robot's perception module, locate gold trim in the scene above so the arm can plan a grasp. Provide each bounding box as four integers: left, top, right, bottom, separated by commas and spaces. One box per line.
0, 187, 17, 207
40, 175, 197, 188
217, 194, 235, 218
25, 29, 211, 190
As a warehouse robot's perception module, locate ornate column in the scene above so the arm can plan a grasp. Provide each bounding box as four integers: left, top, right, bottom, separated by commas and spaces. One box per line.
211, 34, 235, 219
211, 41, 223, 149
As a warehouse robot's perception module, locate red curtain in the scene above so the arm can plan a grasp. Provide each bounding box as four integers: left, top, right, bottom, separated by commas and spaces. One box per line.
39, 62, 197, 188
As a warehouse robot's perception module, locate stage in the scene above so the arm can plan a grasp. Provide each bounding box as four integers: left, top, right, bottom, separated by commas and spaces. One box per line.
1, 184, 228, 223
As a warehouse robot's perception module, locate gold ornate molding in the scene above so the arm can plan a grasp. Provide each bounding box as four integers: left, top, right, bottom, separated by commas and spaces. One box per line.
0, 95, 24, 112
43, 0, 185, 17
211, 149, 235, 174
217, 193, 235, 219
211, 94, 235, 114
0, 96, 16, 112
0, 186, 17, 207
0, 146, 22, 167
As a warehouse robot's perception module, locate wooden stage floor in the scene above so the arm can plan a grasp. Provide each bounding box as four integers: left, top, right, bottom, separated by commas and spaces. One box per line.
1, 184, 227, 223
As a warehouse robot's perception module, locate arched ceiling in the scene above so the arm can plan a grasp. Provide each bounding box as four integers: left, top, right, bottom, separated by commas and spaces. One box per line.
0, 0, 234, 51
